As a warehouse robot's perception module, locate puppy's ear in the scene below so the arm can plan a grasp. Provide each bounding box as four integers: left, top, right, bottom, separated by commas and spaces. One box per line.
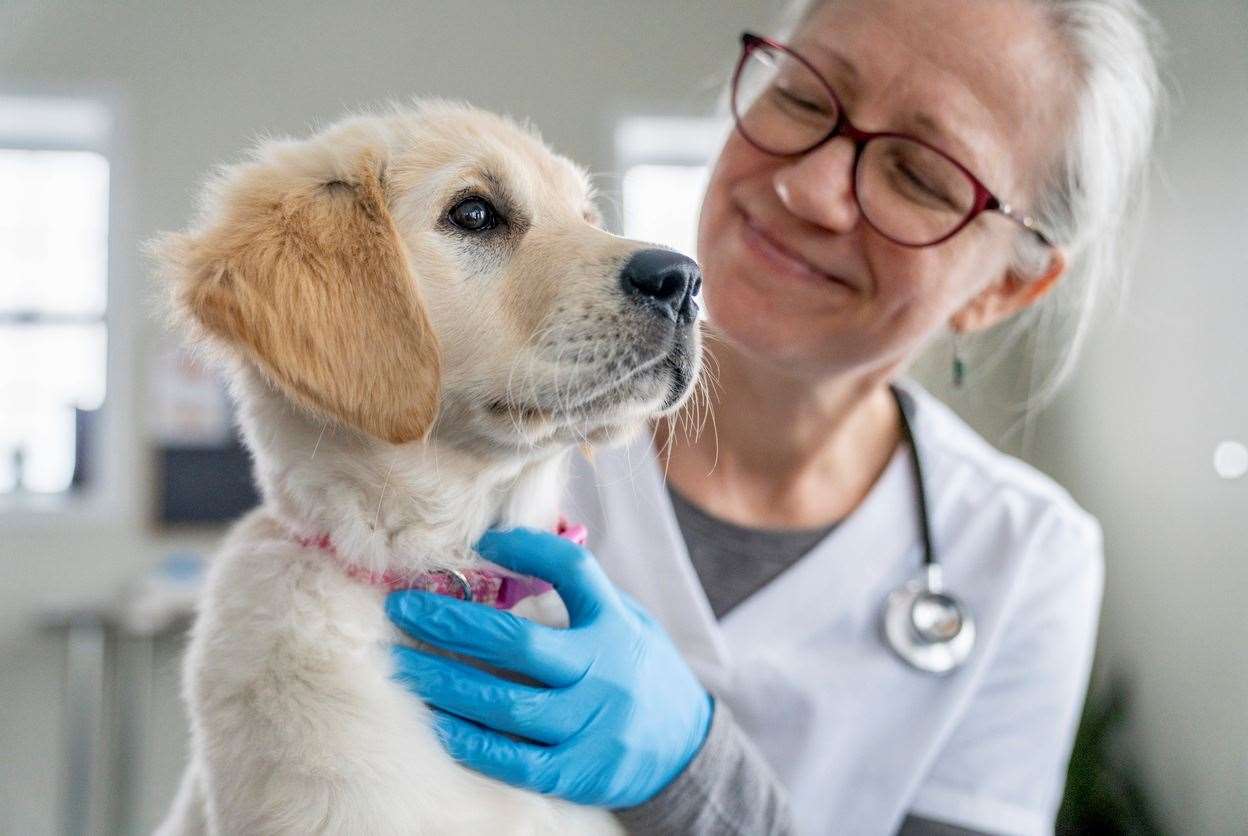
157, 142, 440, 444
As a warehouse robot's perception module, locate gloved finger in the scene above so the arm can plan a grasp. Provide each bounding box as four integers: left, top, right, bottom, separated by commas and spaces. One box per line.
386, 591, 587, 686
476, 527, 619, 625
430, 708, 560, 796
390, 646, 581, 745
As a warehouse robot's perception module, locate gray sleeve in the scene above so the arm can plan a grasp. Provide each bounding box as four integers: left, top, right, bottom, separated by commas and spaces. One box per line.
612, 698, 795, 836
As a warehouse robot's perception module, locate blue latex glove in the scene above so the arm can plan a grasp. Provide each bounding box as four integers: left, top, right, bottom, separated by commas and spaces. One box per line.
386, 527, 712, 809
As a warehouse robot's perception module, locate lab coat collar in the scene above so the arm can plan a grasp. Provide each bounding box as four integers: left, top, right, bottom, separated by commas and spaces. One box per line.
583, 389, 923, 694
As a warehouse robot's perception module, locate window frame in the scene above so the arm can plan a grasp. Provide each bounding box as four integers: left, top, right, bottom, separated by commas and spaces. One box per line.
0, 88, 132, 526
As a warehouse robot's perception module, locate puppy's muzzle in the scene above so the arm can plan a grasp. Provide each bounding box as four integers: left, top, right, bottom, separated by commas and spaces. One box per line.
620, 249, 701, 326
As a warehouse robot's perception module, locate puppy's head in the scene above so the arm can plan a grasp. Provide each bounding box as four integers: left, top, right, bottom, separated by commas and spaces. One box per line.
155, 101, 701, 454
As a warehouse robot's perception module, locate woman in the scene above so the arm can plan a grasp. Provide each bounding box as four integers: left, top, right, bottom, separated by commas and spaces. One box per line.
387, 0, 1164, 832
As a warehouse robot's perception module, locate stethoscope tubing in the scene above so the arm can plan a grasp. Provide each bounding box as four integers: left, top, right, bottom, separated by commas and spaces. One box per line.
883, 384, 976, 674
890, 384, 935, 570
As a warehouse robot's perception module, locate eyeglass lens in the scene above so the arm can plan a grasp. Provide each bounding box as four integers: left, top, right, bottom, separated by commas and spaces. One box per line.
733, 43, 978, 247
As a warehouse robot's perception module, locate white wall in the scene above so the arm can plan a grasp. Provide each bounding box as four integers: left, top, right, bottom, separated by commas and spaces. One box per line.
924, 6, 1248, 832
1026, 3, 1248, 831
1, 1, 1243, 833
933, 3, 1248, 831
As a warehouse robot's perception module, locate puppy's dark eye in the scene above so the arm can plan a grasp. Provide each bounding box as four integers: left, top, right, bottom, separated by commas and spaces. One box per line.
448, 197, 499, 232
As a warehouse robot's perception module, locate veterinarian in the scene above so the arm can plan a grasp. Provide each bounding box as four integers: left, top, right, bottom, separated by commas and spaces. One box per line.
388, 0, 1164, 832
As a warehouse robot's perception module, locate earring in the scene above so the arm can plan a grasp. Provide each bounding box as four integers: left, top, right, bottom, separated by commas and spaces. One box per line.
952, 331, 967, 388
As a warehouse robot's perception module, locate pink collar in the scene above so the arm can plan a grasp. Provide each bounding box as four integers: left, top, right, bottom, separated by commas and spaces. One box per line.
294, 518, 587, 611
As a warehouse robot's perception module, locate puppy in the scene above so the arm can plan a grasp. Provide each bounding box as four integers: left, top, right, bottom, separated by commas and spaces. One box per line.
151, 100, 702, 835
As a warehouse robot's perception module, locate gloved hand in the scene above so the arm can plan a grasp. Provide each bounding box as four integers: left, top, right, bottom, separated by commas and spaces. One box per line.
386, 527, 713, 809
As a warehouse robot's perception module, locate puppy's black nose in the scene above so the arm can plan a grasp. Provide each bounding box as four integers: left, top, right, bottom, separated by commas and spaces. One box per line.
620, 248, 701, 324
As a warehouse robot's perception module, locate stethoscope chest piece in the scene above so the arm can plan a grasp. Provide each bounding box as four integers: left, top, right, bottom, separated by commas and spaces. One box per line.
883, 566, 975, 675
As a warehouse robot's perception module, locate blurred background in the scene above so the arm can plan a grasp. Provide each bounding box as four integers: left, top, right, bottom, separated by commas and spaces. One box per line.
0, 1, 1243, 833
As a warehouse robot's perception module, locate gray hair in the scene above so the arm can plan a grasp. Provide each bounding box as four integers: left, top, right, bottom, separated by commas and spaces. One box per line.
776, 0, 1166, 412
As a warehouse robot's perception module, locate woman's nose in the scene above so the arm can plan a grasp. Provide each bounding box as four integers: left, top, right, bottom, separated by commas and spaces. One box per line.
771, 137, 861, 233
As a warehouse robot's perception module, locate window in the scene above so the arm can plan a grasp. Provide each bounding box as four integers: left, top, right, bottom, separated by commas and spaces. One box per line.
616, 116, 727, 257
622, 164, 709, 259
0, 96, 112, 495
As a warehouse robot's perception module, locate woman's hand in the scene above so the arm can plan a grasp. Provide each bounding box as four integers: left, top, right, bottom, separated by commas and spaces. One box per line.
386, 527, 712, 809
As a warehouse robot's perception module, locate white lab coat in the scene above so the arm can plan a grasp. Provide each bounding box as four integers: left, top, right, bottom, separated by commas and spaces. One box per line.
562, 377, 1103, 836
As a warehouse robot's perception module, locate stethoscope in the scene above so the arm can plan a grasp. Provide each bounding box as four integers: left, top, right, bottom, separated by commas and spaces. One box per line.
881, 384, 976, 674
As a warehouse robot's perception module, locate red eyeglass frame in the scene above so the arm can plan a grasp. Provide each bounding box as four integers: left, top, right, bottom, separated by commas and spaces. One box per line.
731, 32, 1053, 249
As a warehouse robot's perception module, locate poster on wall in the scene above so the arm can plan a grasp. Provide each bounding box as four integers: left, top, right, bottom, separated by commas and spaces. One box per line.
151, 344, 231, 446
150, 342, 258, 524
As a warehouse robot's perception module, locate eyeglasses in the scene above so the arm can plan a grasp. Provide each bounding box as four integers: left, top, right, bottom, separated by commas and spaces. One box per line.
731, 33, 1052, 249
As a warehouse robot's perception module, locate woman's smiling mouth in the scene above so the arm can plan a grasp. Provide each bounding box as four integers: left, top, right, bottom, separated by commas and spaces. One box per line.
737, 209, 858, 292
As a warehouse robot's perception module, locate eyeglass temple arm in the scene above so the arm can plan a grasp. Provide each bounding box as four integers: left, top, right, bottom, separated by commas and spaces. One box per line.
990, 197, 1054, 248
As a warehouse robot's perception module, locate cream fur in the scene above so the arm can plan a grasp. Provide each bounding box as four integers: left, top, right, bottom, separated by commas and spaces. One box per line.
151, 100, 701, 834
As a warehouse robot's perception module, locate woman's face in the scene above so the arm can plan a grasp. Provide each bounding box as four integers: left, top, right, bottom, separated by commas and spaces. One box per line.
697, 0, 1071, 380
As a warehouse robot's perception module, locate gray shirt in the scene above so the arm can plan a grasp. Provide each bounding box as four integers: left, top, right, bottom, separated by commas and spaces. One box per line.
613, 484, 984, 836
669, 483, 841, 619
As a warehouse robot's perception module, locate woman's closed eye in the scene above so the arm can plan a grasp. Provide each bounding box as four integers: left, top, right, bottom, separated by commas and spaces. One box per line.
772, 86, 835, 123
889, 159, 961, 210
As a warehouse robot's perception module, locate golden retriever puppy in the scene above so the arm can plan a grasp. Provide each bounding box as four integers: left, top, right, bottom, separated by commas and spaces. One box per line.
151, 100, 702, 835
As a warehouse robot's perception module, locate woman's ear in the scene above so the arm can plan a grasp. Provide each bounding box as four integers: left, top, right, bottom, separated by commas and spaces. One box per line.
153, 137, 441, 444
950, 247, 1067, 334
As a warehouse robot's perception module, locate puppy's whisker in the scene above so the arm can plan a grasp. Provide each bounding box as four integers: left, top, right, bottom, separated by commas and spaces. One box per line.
549, 330, 576, 418
505, 317, 562, 446
694, 330, 724, 475
374, 461, 395, 532
516, 333, 548, 431
566, 333, 597, 422
310, 419, 329, 461
560, 331, 595, 419
703, 390, 721, 478
552, 326, 580, 416
689, 353, 715, 442
502, 337, 530, 438
655, 415, 678, 486
519, 323, 562, 447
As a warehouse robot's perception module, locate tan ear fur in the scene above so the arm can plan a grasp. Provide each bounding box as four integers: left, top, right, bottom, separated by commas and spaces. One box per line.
164, 149, 440, 444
